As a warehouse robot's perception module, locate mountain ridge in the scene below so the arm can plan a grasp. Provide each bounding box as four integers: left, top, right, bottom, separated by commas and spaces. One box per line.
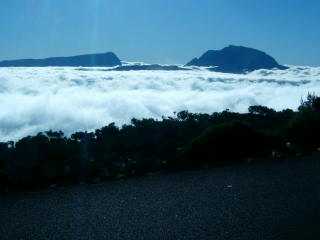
186, 45, 288, 73
0, 52, 121, 67
0, 46, 289, 73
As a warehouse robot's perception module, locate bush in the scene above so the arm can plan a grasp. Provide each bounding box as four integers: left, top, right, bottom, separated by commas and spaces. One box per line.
249, 105, 276, 116
298, 93, 320, 112
285, 94, 320, 152
182, 121, 275, 167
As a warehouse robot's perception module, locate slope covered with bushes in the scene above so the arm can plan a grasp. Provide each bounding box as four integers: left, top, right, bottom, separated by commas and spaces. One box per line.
1, 94, 320, 192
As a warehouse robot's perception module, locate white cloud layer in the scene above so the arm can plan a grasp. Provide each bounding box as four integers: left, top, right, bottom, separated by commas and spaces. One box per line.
0, 65, 319, 141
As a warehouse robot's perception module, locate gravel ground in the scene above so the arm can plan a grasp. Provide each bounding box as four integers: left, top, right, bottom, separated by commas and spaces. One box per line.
0, 155, 320, 240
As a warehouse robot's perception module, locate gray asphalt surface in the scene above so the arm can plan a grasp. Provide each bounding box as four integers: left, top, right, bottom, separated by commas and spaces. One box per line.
0, 155, 320, 240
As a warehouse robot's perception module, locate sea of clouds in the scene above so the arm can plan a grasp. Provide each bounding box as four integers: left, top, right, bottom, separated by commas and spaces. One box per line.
0, 65, 319, 141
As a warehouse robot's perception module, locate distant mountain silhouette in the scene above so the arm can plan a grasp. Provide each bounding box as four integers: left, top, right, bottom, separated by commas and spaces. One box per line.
109, 64, 189, 71
186, 45, 288, 73
0, 52, 121, 67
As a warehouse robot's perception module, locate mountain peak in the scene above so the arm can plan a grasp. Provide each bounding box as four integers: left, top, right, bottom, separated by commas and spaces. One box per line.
186, 46, 287, 73
0, 52, 122, 67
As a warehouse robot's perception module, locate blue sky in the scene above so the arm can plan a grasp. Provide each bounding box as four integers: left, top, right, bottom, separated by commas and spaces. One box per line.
0, 0, 319, 65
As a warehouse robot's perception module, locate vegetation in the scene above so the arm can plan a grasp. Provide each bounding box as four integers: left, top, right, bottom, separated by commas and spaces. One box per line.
1, 94, 320, 192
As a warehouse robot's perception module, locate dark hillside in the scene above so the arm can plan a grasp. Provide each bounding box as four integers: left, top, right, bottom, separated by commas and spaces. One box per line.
186, 45, 288, 73
0, 52, 121, 67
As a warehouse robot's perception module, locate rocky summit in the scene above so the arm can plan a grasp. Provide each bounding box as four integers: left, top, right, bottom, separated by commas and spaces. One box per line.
186, 45, 288, 73
0, 52, 121, 67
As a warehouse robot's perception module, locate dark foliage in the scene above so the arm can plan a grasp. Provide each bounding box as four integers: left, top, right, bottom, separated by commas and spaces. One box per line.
1, 95, 320, 192
287, 94, 320, 152
181, 121, 276, 167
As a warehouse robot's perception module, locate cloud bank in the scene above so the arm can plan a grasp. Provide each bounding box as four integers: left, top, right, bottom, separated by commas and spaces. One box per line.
0, 65, 319, 141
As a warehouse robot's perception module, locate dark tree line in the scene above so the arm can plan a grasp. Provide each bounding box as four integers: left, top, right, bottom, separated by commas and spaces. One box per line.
1, 94, 320, 192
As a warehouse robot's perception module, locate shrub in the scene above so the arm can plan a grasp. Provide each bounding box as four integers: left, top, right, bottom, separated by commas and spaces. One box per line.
286, 94, 320, 152
298, 93, 320, 112
182, 121, 274, 167
249, 105, 276, 116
